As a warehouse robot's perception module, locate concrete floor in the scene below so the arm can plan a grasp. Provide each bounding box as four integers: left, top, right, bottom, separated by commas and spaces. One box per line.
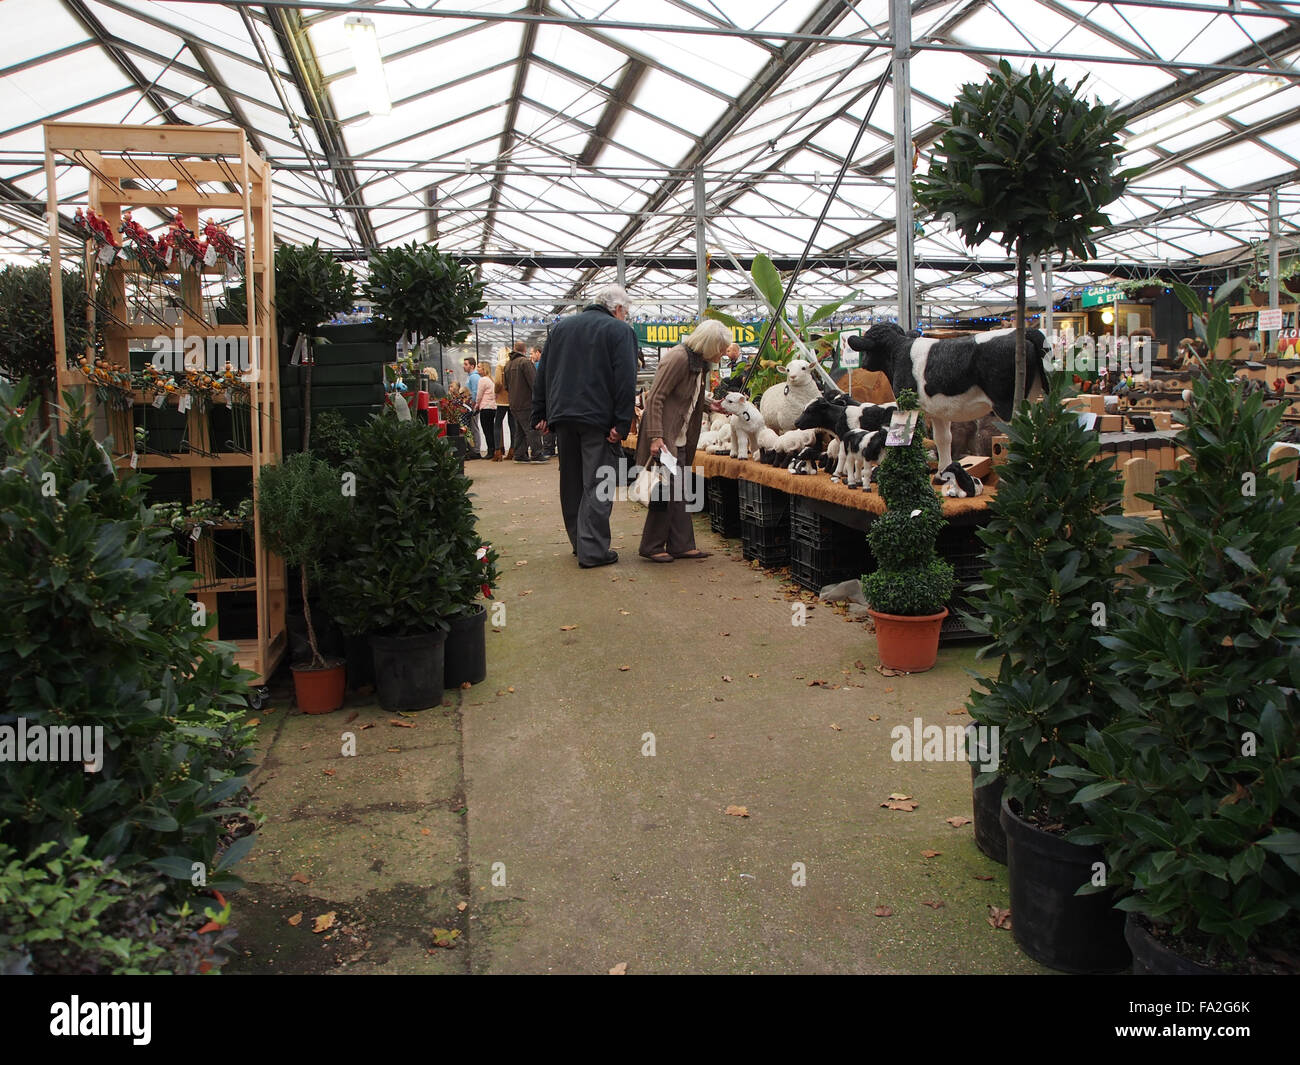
227, 456, 1045, 975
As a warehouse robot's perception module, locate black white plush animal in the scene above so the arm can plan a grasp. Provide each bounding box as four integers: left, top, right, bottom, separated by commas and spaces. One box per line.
847, 324, 1048, 474
794, 396, 898, 488
938, 461, 983, 498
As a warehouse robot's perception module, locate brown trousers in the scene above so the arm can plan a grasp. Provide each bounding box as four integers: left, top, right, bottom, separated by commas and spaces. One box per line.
640, 493, 696, 557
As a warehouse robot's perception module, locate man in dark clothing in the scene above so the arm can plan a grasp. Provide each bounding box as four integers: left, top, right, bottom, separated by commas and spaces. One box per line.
532, 284, 638, 569
504, 340, 545, 462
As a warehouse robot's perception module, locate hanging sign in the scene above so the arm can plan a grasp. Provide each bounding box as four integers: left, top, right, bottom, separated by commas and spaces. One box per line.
1258, 307, 1283, 332
1081, 287, 1123, 308
634, 322, 759, 348
885, 409, 918, 447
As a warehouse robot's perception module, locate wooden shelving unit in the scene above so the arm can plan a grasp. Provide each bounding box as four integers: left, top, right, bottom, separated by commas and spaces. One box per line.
44, 122, 286, 687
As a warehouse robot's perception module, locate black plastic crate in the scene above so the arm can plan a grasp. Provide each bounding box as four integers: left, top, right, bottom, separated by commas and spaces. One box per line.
707, 478, 742, 537
737, 479, 788, 526
788, 536, 871, 592
741, 519, 789, 567
789, 496, 842, 541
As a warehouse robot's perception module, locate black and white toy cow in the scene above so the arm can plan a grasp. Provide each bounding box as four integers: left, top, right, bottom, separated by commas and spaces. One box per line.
794, 396, 898, 489
847, 324, 1049, 474
937, 461, 983, 498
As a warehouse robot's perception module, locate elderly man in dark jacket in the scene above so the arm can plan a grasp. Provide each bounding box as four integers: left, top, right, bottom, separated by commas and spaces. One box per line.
503, 340, 544, 462
533, 284, 639, 569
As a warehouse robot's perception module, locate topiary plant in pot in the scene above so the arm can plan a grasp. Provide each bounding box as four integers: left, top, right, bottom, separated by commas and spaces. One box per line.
326, 409, 496, 710
862, 389, 954, 672
962, 372, 1131, 972
274, 241, 356, 452
257, 452, 350, 713
1058, 280, 1300, 973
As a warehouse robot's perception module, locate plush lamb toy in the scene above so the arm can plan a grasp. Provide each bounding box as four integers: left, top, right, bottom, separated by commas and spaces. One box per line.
758, 358, 822, 433
716, 391, 778, 460
698, 411, 733, 453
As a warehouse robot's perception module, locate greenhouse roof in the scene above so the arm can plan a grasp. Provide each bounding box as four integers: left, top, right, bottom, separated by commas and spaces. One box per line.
2, 0, 1299, 319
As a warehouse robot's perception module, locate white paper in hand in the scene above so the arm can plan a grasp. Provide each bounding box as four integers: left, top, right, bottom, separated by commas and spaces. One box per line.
657, 449, 679, 475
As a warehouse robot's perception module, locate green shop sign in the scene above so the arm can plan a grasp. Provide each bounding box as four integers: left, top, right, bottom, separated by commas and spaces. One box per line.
1081, 287, 1123, 308
635, 321, 760, 348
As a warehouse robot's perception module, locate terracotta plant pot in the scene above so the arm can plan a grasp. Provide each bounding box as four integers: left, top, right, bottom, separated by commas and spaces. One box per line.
867, 607, 948, 673
291, 658, 346, 714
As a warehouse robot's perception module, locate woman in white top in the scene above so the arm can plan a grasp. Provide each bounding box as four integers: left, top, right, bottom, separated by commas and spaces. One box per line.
474, 372, 499, 459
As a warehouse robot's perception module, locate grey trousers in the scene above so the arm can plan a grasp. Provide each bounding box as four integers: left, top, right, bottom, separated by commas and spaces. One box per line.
510, 407, 543, 459
555, 423, 619, 564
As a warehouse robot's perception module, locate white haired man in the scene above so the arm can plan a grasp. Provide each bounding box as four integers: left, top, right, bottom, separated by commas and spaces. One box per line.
532, 284, 639, 568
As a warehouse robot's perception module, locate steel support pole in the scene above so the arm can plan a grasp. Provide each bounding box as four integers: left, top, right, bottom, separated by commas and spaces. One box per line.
616, 248, 626, 290
890, 0, 915, 330
1268, 186, 1280, 352
694, 164, 707, 317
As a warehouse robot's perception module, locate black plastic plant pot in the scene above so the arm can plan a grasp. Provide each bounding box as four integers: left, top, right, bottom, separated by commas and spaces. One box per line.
999, 797, 1130, 973
1124, 913, 1217, 975
970, 759, 1007, 865
371, 630, 447, 711
444, 603, 487, 688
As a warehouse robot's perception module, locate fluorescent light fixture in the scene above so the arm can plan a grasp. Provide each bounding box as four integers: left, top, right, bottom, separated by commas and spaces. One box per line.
1123, 76, 1287, 153
345, 16, 391, 117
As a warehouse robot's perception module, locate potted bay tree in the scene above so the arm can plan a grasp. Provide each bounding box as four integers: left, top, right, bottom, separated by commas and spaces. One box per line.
862, 390, 954, 672
257, 452, 350, 713
913, 61, 1140, 409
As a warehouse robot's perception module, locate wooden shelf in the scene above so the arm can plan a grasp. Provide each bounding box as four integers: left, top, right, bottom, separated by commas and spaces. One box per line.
115, 452, 253, 469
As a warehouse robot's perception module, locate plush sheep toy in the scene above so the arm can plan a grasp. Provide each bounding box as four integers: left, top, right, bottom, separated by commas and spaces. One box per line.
715, 391, 778, 460
758, 358, 822, 433
938, 461, 983, 498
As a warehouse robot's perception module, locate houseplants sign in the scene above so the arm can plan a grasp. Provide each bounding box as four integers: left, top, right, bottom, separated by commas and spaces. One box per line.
257, 453, 350, 713
862, 390, 954, 672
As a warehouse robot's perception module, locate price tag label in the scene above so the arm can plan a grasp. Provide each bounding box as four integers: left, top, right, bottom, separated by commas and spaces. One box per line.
97, 245, 116, 266
885, 409, 917, 447
129, 451, 139, 469
152, 392, 167, 409
190, 525, 202, 542
177, 393, 192, 413
203, 245, 218, 267
225, 389, 234, 406
164, 246, 173, 266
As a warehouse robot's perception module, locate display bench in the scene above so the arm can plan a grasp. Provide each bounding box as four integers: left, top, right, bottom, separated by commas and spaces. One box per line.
44, 123, 286, 689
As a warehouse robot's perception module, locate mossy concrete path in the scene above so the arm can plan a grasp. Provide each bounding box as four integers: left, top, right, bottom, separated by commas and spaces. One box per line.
228, 458, 1046, 975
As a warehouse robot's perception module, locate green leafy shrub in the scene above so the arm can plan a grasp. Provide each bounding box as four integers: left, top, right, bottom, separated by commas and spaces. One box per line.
310, 409, 358, 468
364, 242, 486, 348
325, 410, 498, 636
257, 453, 350, 667
1058, 282, 1300, 964
964, 373, 1126, 826
862, 389, 954, 616
0, 832, 235, 974
0, 382, 257, 895
0, 264, 91, 393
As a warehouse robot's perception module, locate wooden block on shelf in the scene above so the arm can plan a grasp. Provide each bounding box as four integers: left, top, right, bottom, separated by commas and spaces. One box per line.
1098, 414, 1122, 433
958, 454, 992, 480
1122, 456, 1157, 515
990, 435, 1010, 467
1269, 442, 1299, 482
1150, 411, 1174, 431
1158, 444, 1176, 472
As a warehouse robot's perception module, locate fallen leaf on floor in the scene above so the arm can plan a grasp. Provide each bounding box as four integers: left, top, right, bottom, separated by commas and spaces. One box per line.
881, 799, 918, 811
457, 902, 468, 912
808, 679, 827, 687
618, 665, 631, 671
987, 906, 1012, 930
867, 714, 880, 721
714, 696, 724, 702
246, 718, 260, 727
794, 674, 805, 680
515, 560, 527, 566
884, 686, 894, 693
830, 723, 842, 731
974, 874, 994, 881
359, 722, 374, 730
507, 686, 515, 693
386, 746, 401, 753
560, 625, 577, 631
312, 911, 336, 934
719, 631, 730, 636
397, 710, 418, 718
421, 828, 431, 836
876, 666, 906, 677
748, 672, 759, 678
390, 720, 416, 729
874, 906, 893, 917
344, 710, 359, 724
299, 744, 311, 750
946, 816, 973, 828
888, 792, 911, 801
722, 675, 732, 682
626, 578, 637, 582
609, 962, 628, 975
921, 850, 942, 858
290, 872, 310, 884
322, 768, 336, 776
518, 589, 533, 596
708, 733, 716, 739
854, 660, 866, 670
431, 928, 460, 948
287, 912, 303, 926
725, 805, 750, 818
922, 900, 945, 910
460, 681, 472, 689
947, 707, 968, 716
618, 610, 631, 616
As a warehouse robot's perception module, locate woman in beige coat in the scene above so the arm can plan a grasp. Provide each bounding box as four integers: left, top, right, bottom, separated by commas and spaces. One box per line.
635, 319, 738, 562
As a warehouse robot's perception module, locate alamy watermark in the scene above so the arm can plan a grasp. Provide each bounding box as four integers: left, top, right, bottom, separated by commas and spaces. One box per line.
149, 328, 260, 379
594, 458, 705, 511
890, 719, 1000, 772
0, 717, 104, 772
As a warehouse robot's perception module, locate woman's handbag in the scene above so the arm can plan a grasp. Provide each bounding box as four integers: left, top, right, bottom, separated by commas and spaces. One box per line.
628, 460, 669, 508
